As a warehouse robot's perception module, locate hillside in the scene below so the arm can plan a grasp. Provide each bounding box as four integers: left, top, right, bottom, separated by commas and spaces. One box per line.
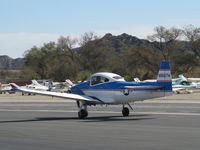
101, 33, 154, 52
1, 34, 154, 70
0, 55, 24, 70
0, 33, 189, 71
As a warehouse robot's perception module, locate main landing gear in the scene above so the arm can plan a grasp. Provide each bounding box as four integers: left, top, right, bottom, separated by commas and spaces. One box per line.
77, 101, 88, 119
78, 109, 88, 119
122, 103, 133, 117
122, 107, 129, 116
76, 101, 134, 119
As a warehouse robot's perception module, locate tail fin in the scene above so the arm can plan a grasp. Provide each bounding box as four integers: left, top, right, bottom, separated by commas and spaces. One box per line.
157, 61, 172, 95
9, 83, 20, 91
157, 61, 172, 82
32, 80, 41, 86
179, 74, 187, 80
9, 83, 20, 88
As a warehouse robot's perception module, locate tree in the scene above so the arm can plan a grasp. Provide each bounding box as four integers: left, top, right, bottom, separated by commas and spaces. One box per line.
79, 39, 115, 73
22, 36, 81, 81
172, 54, 199, 76
79, 32, 99, 47
57, 36, 78, 61
23, 42, 57, 79
120, 46, 160, 80
0, 70, 20, 79
147, 26, 182, 61
183, 25, 200, 58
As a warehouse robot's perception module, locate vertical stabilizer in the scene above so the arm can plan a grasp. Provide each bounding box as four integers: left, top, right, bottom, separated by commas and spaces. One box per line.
32, 80, 41, 86
157, 61, 172, 82
157, 61, 172, 95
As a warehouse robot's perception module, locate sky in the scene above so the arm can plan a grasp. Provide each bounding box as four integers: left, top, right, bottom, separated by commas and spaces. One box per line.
0, 0, 200, 58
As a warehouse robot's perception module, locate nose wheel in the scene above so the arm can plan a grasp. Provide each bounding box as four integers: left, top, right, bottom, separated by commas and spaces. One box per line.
122, 103, 133, 117
122, 107, 129, 117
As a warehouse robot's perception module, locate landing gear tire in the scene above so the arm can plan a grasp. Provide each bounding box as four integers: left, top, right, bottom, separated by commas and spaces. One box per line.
122, 107, 129, 117
78, 109, 88, 119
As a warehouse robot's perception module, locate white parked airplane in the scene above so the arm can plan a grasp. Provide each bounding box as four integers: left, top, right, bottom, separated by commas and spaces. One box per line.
171, 74, 200, 93
26, 80, 50, 91
139, 74, 200, 93
10, 61, 172, 119
0, 82, 13, 94
173, 74, 200, 88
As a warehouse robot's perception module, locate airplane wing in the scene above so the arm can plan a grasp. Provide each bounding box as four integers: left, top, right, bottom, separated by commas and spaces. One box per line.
124, 86, 162, 90
172, 85, 193, 93
172, 78, 178, 82
10, 83, 99, 103
172, 85, 192, 88
173, 87, 185, 92
187, 78, 200, 82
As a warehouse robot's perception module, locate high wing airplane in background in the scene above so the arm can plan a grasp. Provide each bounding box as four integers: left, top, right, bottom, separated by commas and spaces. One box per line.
172, 74, 200, 88
0, 82, 13, 94
139, 74, 200, 93
26, 80, 50, 91
172, 74, 200, 93
10, 61, 172, 119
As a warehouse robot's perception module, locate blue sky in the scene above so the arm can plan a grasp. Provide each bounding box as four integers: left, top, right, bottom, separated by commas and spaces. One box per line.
0, 0, 200, 58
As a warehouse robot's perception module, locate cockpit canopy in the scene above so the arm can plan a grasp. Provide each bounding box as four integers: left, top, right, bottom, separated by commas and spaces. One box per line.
87, 72, 125, 86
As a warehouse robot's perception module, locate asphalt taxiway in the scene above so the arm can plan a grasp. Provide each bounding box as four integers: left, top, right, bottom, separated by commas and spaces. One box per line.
0, 93, 200, 150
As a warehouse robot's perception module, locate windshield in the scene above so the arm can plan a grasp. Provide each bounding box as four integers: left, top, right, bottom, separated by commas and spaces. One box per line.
90, 76, 109, 86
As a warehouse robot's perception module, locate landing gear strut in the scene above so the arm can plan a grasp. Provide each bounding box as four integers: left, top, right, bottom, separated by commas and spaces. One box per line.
77, 101, 88, 119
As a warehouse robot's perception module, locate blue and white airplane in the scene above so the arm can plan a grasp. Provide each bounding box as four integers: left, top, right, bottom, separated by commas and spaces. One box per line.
10, 61, 172, 119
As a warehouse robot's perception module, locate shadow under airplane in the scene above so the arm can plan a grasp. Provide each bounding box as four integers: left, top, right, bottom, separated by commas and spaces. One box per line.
0, 114, 154, 124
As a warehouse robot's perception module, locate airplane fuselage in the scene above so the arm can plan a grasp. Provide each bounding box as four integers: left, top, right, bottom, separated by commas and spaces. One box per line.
71, 81, 172, 104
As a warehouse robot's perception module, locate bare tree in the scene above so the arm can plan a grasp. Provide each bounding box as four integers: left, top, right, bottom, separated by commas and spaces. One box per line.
57, 36, 78, 61
79, 32, 99, 46
183, 25, 200, 57
147, 26, 182, 60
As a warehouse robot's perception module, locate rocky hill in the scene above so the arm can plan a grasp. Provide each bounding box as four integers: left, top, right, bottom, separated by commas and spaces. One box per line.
0, 55, 24, 70
101, 33, 154, 52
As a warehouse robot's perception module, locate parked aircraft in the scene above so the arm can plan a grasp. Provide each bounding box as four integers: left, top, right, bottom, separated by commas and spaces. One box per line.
140, 74, 200, 93
173, 74, 200, 88
26, 80, 50, 91
10, 61, 172, 119
171, 74, 200, 93
0, 82, 13, 94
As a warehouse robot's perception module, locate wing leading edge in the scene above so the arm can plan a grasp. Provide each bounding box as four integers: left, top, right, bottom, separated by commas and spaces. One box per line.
9, 83, 99, 103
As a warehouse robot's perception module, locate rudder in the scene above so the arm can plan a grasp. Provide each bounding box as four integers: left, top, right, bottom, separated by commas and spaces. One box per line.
157, 61, 172, 95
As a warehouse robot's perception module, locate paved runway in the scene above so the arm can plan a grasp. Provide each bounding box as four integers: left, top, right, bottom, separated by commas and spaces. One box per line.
0, 93, 200, 150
